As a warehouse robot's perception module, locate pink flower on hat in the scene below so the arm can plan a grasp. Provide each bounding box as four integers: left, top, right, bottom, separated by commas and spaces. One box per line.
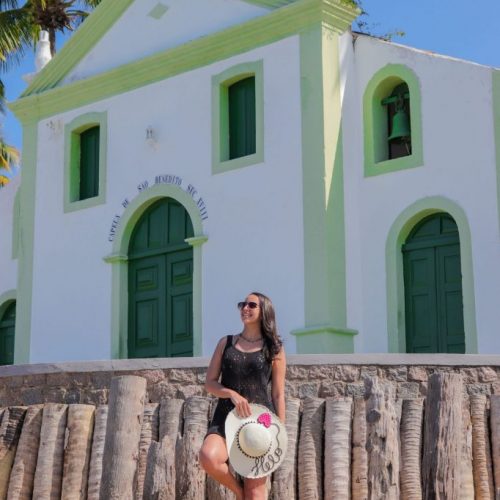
257, 412, 271, 428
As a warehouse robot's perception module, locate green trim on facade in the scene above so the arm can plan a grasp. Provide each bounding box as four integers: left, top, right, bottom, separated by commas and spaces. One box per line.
104, 184, 207, 359
298, 20, 357, 354
385, 197, 478, 353
212, 60, 264, 174
10, 0, 359, 123
64, 111, 108, 213
14, 122, 38, 364
492, 70, 500, 235
291, 325, 357, 354
363, 64, 423, 177
11, 189, 20, 260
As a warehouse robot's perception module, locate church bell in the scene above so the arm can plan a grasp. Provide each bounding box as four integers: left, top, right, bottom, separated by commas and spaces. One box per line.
389, 108, 411, 141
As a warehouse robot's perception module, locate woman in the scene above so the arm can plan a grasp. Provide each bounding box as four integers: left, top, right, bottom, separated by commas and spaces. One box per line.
199, 292, 286, 500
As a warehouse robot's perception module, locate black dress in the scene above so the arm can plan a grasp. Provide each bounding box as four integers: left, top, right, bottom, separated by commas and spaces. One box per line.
207, 335, 274, 438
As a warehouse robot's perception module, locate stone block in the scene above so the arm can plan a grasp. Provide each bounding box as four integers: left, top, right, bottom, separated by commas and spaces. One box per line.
80, 389, 109, 405
139, 369, 166, 385
149, 381, 177, 402
360, 366, 378, 379
408, 366, 428, 382
386, 366, 408, 382
466, 383, 491, 396
90, 371, 114, 389
346, 383, 366, 398
46, 372, 73, 387
478, 367, 497, 383
459, 368, 479, 383
297, 382, 320, 399
332, 365, 360, 382
176, 384, 204, 399
285, 365, 309, 380
319, 381, 344, 398
397, 382, 420, 399
64, 389, 81, 404
44, 387, 67, 402
3, 376, 24, 388
23, 374, 47, 387
167, 368, 196, 384
20, 387, 43, 405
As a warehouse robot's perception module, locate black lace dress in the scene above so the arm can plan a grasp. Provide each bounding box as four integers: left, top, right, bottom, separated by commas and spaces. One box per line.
207, 335, 274, 438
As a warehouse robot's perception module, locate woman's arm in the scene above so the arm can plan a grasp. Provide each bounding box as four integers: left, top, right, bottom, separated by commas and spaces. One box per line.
204, 337, 252, 417
271, 348, 286, 423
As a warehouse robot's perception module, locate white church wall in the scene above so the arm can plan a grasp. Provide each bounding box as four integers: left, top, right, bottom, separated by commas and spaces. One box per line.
29, 36, 305, 362
63, 0, 269, 86
342, 35, 500, 353
0, 176, 19, 302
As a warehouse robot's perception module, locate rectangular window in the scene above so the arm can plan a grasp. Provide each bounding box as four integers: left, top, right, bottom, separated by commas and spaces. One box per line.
79, 126, 100, 200
228, 76, 256, 159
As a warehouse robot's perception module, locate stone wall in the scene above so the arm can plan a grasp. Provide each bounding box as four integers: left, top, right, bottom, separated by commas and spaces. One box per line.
1, 354, 500, 498
0, 354, 499, 406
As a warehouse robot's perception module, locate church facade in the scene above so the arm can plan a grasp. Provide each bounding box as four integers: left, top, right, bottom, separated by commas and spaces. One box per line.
1, 0, 500, 364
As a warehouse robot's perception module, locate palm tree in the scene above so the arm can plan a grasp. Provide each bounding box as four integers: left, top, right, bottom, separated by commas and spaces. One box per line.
0, 78, 19, 186
0, 0, 101, 182
0, 0, 102, 59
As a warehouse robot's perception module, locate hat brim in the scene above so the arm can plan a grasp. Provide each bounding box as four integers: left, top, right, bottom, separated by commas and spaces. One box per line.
225, 404, 288, 479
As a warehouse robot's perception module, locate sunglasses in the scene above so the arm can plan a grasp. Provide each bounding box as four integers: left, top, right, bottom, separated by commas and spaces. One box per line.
237, 301, 259, 310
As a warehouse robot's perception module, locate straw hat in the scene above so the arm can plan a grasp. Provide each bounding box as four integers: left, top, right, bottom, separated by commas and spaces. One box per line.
225, 404, 288, 478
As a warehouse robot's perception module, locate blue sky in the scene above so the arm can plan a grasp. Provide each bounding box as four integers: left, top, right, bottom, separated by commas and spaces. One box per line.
2, 0, 500, 153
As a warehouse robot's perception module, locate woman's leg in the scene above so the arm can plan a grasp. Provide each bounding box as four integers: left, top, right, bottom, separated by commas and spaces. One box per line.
199, 434, 244, 499
244, 477, 268, 500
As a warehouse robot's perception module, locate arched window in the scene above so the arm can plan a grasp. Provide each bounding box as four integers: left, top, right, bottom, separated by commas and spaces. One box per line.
363, 64, 423, 177
382, 82, 411, 160
0, 301, 16, 365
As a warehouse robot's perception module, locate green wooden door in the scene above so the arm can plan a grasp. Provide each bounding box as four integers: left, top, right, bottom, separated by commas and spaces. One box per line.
403, 214, 465, 353
128, 198, 194, 358
0, 302, 16, 365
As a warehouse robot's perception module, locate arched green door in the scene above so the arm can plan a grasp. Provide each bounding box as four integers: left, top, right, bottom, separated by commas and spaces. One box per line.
128, 198, 194, 358
0, 302, 16, 365
403, 214, 465, 353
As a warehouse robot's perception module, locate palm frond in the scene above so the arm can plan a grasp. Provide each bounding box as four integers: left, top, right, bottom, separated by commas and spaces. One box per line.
0, 139, 20, 171
0, 0, 20, 12
0, 173, 9, 186
0, 7, 34, 61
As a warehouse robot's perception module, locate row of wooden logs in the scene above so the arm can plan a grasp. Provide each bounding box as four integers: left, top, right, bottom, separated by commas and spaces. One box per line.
0, 372, 499, 499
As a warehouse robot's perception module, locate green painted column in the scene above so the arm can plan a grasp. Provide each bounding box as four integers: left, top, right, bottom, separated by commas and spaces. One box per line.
14, 121, 39, 364
293, 22, 357, 354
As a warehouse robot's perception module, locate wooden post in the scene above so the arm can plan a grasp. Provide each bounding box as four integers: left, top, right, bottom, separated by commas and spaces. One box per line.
297, 397, 325, 500
272, 398, 301, 500
460, 398, 474, 500
159, 398, 184, 442
351, 397, 368, 500
143, 436, 176, 500
61, 404, 95, 500
470, 394, 494, 499
87, 405, 108, 500
7, 405, 43, 500
176, 396, 210, 500
32, 403, 68, 499
135, 403, 159, 500
490, 395, 500, 499
99, 376, 147, 500
422, 372, 463, 500
324, 397, 352, 500
0, 406, 26, 499
365, 377, 400, 499
400, 398, 424, 500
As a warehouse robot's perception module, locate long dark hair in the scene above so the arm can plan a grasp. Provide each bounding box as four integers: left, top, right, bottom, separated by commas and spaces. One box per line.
251, 291, 283, 362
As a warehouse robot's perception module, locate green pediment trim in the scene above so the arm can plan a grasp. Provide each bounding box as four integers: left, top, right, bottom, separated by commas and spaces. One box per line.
11, 0, 359, 121
22, 0, 135, 96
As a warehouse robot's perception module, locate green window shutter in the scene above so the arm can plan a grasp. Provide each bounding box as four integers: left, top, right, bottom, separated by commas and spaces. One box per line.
228, 76, 256, 159
79, 126, 100, 200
